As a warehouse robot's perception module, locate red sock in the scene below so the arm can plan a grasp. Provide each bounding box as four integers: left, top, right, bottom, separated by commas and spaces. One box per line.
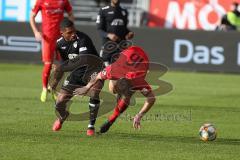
42, 63, 52, 89
108, 99, 130, 123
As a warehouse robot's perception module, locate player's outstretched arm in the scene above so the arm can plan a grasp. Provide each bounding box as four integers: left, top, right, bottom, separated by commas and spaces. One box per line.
125, 31, 134, 40
133, 90, 156, 129
74, 73, 102, 95
67, 11, 74, 22
30, 12, 42, 41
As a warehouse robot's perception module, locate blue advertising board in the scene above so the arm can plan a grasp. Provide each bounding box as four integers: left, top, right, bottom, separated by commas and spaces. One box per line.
0, 0, 41, 22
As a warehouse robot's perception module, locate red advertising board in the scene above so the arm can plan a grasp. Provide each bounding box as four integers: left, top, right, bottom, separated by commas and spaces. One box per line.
148, 0, 240, 30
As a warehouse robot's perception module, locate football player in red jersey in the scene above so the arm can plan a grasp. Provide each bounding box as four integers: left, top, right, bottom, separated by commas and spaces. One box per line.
30, 0, 74, 102
74, 46, 156, 133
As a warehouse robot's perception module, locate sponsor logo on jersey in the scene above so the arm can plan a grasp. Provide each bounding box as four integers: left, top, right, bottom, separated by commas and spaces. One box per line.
111, 19, 124, 26
68, 54, 78, 60
46, 8, 64, 15
44, 2, 49, 6
108, 11, 114, 14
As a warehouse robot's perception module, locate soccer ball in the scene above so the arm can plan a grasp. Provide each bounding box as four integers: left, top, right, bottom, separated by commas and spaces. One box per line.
199, 123, 217, 141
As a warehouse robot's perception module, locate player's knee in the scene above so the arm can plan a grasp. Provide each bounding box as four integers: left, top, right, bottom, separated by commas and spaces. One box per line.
56, 92, 71, 104
56, 95, 64, 104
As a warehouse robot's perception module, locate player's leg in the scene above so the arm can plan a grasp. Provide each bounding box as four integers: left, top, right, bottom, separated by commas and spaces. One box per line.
40, 37, 56, 102
99, 48, 110, 67
41, 61, 52, 102
53, 89, 73, 131
99, 96, 131, 133
109, 80, 122, 104
86, 80, 104, 136
99, 78, 134, 133
52, 69, 77, 131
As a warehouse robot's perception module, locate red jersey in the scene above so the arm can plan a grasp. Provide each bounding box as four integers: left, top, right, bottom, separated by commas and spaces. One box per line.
101, 46, 149, 80
32, 0, 72, 38
100, 46, 151, 91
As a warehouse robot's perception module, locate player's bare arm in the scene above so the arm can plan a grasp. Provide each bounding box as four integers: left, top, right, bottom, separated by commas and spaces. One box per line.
125, 31, 134, 40
107, 33, 120, 42
49, 64, 64, 91
133, 90, 156, 129
67, 11, 74, 22
30, 12, 42, 41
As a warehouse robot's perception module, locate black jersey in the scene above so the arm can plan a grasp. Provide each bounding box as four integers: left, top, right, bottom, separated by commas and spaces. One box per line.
53, 31, 104, 91
56, 31, 99, 61
96, 5, 130, 43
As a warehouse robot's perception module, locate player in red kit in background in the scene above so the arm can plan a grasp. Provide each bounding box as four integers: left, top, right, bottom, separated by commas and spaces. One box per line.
30, 0, 74, 102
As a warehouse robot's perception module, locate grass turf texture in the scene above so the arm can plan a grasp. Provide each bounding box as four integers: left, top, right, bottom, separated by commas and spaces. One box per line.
0, 63, 239, 160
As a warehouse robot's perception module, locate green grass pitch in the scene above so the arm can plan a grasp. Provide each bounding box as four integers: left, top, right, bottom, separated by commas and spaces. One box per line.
0, 63, 239, 160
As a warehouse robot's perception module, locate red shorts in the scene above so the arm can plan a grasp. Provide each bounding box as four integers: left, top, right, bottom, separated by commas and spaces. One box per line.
42, 34, 61, 62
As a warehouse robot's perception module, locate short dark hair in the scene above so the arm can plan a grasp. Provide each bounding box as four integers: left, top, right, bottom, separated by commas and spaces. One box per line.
60, 18, 74, 30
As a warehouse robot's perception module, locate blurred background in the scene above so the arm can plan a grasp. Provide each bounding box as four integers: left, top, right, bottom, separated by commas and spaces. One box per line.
0, 0, 240, 73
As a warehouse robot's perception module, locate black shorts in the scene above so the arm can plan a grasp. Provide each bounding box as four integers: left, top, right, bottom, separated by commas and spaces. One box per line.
61, 68, 88, 92
60, 55, 104, 93
100, 40, 133, 64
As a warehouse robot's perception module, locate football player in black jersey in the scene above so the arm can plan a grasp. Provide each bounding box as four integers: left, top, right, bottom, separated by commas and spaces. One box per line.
50, 18, 104, 136
96, 0, 134, 66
